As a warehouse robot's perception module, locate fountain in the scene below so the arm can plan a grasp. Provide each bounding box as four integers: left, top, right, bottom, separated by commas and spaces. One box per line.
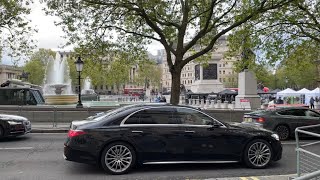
43, 52, 78, 105
81, 77, 99, 101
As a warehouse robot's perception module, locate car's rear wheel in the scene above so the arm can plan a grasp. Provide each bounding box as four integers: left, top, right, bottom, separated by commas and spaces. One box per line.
100, 142, 136, 175
275, 125, 290, 140
244, 139, 272, 169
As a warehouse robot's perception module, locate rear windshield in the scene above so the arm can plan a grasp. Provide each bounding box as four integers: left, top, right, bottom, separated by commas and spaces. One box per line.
89, 104, 138, 122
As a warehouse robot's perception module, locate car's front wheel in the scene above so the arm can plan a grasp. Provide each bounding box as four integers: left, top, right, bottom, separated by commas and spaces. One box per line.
274, 125, 290, 140
100, 142, 136, 175
244, 139, 272, 169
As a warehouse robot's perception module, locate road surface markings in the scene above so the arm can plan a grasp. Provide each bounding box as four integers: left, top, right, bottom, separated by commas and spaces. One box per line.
240, 177, 259, 180
250, 177, 259, 180
0, 147, 34, 150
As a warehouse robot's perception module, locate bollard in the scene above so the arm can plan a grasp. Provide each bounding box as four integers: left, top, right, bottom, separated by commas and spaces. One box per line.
205, 100, 210, 108
200, 99, 205, 108
210, 100, 215, 109
231, 101, 235, 109
216, 100, 221, 109
223, 101, 228, 109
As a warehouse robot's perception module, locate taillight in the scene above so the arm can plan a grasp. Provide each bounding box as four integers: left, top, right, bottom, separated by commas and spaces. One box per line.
256, 117, 265, 123
68, 130, 86, 138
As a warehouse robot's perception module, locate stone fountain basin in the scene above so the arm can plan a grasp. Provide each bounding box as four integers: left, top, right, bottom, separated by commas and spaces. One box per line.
44, 94, 78, 105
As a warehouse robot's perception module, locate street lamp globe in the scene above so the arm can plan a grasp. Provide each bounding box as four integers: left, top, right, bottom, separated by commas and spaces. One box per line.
75, 57, 84, 72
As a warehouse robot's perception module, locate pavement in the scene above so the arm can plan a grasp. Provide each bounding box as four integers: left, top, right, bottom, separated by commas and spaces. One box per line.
31, 122, 70, 133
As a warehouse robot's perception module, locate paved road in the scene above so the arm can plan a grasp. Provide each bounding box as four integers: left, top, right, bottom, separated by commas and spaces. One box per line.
0, 134, 317, 180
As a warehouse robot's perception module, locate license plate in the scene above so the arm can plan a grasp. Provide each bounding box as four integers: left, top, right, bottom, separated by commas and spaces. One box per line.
244, 117, 252, 122
15, 125, 24, 130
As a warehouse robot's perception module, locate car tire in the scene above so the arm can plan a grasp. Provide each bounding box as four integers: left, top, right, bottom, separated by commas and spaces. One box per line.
100, 142, 136, 175
274, 125, 290, 140
243, 139, 273, 169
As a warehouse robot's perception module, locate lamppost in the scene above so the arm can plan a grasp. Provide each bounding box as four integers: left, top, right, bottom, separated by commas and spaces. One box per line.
75, 57, 84, 108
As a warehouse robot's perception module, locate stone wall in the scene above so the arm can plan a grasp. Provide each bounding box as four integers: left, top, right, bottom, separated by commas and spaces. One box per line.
0, 106, 251, 123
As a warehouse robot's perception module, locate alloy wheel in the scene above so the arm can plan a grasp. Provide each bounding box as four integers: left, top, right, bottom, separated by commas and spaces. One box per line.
105, 145, 133, 173
275, 125, 289, 140
247, 141, 271, 168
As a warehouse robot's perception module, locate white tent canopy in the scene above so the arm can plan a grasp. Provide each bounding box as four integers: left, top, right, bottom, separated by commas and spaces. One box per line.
297, 88, 311, 94
305, 88, 320, 105
276, 88, 298, 99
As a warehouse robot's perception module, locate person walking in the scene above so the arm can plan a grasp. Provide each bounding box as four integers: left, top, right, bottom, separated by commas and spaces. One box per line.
310, 97, 315, 109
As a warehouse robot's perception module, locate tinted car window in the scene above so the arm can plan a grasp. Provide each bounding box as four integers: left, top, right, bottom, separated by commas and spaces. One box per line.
305, 110, 320, 117
125, 108, 174, 124
175, 108, 213, 125
278, 109, 305, 116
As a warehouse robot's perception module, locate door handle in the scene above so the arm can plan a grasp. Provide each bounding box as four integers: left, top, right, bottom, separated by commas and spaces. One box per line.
131, 130, 143, 133
185, 130, 195, 133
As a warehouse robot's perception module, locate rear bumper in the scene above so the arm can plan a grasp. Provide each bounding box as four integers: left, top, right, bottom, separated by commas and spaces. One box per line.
64, 145, 97, 165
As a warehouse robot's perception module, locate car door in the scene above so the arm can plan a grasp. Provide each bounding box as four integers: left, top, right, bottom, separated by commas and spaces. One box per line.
174, 107, 239, 161
275, 109, 305, 131
121, 107, 186, 162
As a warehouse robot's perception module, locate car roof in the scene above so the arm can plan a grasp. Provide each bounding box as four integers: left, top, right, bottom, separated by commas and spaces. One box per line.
121, 103, 200, 111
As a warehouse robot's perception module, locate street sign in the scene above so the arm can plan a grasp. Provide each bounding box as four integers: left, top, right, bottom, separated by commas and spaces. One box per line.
240, 99, 250, 102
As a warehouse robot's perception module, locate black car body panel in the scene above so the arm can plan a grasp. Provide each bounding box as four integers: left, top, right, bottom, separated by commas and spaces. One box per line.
0, 114, 31, 138
243, 107, 320, 138
64, 104, 282, 167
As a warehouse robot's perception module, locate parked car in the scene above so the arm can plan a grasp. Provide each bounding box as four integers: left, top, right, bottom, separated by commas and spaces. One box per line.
242, 107, 320, 140
0, 114, 31, 138
64, 103, 282, 174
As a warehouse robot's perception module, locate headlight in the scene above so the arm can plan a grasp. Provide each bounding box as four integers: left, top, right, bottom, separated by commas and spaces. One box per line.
7, 121, 22, 125
271, 134, 280, 141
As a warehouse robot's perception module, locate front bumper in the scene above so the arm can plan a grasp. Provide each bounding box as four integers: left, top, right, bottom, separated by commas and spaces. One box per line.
271, 140, 282, 161
9, 121, 31, 136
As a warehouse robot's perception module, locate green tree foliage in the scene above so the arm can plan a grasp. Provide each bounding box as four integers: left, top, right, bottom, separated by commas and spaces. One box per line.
44, 0, 292, 104
227, 1, 320, 66
276, 41, 319, 89
23, 49, 55, 85
135, 60, 162, 89
0, 0, 37, 64
23, 59, 44, 85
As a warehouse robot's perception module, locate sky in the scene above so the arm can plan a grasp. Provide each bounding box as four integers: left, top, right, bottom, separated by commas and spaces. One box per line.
1, 1, 162, 66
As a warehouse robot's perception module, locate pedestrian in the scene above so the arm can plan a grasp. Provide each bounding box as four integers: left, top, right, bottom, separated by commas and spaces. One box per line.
310, 97, 315, 109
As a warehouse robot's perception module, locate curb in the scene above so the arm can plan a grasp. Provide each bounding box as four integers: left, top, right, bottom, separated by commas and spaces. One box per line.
31, 129, 69, 133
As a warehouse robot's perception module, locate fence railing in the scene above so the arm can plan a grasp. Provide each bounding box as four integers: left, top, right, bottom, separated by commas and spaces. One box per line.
294, 124, 320, 180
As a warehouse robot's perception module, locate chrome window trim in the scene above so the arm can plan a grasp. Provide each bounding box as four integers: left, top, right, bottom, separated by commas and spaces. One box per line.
120, 106, 226, 128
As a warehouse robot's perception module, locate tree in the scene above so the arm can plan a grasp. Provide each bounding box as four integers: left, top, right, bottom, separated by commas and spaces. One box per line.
135, 60, 162, 90
44, 0, 292, 104
23, 59, 44, 85
0, 0, 37, 64
23, 49, 56, 85
29, 48, 56, 65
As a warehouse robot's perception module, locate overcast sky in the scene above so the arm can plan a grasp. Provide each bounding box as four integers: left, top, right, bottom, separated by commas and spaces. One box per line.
1, 1, 161, 66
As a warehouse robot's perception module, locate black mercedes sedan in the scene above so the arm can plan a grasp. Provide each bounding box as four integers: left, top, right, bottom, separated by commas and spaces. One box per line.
64, 103, 282, 174
242, 107, 320, 140
0, 114, 31, 138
